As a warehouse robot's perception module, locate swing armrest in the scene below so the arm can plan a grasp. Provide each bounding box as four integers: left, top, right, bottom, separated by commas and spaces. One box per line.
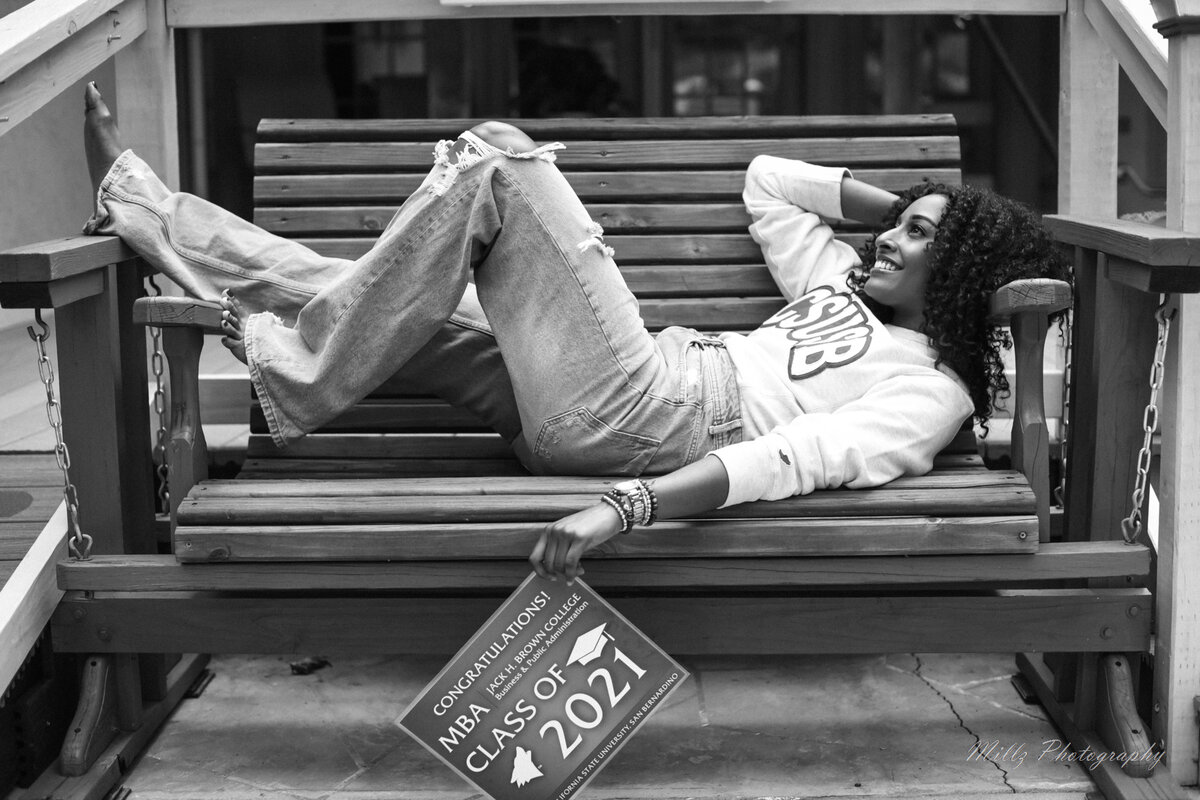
988, 278, 1073, 322
989, 278, 1073, 541
132, 296, 224, 332
132, 297, 224, 530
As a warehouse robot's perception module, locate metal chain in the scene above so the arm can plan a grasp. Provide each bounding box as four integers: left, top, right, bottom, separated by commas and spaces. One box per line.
1054, 309, 1073, 508
1120, 294, 1175, 545
1054, 253, 1077, 509
146, 278, 170, 512
27, 311, 91, 560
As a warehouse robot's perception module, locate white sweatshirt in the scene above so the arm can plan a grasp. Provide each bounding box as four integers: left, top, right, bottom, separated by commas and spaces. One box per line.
708, 156, 974, 507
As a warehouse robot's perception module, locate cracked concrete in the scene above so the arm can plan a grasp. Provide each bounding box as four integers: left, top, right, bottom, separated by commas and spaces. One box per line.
103, 652, 1117, 799
906, 654, 1018, 793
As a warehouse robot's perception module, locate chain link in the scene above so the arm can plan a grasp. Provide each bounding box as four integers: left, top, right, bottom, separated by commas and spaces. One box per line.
27, 310, 92, 560
146, 278, 170, 512
1120, 294, 1175, 545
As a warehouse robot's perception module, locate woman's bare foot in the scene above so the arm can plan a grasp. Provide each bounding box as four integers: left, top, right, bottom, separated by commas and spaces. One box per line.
219, 290, 248, 365
84, 82, 124, 194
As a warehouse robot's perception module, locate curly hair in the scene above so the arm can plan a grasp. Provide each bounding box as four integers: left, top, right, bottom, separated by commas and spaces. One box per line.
848, 183, 1070, 426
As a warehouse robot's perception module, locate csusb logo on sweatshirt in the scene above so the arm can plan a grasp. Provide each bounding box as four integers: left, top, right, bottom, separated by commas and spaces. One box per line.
760, 286, 873, 379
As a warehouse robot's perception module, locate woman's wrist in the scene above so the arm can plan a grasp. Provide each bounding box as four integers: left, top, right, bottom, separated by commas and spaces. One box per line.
840, 176, 900, 226
597, 492, 632, 534
594, 499, 627, 536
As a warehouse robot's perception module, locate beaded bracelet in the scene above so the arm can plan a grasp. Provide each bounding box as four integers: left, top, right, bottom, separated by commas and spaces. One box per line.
607, 479, 659, 530
642, 480, 658, 526
599, 492, 634, 534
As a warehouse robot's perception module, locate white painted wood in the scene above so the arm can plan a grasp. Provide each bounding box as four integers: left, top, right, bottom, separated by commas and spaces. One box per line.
0, 501, 67, 695
114, 0, 177, 186
166, 0, 1064, 27
0, 0, 145, 139
1058, 0, 1119, 216
1084, 0, 1167, 126
1152, 28, 1200, 787
0, 0, 123, 82
1111, 0, 1169, 61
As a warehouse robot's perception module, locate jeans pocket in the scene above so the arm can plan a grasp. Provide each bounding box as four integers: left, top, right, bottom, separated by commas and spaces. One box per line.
533, 407, 661, 476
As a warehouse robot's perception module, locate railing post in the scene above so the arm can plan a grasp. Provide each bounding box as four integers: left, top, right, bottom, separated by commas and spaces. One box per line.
1047, 0, 1124, 709
1059, 0, 1119, 217
1058, 1, 1122, 543
1152, 8, 1200, 783
54, 264, 156, 556
1062, 249, 1158, 544
113, 0, 178, 186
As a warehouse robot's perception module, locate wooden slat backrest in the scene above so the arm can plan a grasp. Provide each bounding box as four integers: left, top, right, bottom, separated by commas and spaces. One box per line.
253, 115, 959, 272
247, 115, 960, 447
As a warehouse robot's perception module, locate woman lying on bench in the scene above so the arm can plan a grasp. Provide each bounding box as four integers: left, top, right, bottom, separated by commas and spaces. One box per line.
82, 84, 1067, 583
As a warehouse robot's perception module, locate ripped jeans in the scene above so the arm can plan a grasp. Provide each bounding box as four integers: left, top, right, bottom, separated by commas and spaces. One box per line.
85, 130, 743, 476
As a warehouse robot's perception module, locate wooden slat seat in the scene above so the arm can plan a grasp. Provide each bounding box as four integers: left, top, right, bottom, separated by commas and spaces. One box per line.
173, 470, 1038, 563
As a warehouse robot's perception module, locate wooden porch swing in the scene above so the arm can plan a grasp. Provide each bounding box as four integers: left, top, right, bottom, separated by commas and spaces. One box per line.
4, 2, 1200, 800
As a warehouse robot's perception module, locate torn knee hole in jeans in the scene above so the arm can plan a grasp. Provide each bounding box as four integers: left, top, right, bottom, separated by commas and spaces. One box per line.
428, 132, 565, 196
577, 220, 616, 258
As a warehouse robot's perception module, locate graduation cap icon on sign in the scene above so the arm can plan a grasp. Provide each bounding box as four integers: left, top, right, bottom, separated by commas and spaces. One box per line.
567, 624, 610, 666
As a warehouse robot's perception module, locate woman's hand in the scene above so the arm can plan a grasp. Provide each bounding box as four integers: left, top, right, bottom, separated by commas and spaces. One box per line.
527, 456, 732, 584
529, 502, 624, 583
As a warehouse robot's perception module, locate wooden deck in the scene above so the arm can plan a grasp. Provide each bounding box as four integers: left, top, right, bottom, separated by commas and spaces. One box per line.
0, 455, 59, 583
0, 317, 62, 581
0, 316, 57, 453
0, 313, 249, 708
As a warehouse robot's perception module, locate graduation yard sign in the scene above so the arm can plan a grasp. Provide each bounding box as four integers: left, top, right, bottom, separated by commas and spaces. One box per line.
397, 574, 689, 800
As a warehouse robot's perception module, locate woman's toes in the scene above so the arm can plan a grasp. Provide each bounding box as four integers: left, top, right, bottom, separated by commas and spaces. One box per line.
220, 292, 246, 325
221, 310, 241, 339
218, 293, 249, 365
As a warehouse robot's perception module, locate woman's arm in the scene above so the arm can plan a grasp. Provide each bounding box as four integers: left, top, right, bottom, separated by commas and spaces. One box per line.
528, 455, 730, 582
840, 176, 900, 227
743, 158, 898, 301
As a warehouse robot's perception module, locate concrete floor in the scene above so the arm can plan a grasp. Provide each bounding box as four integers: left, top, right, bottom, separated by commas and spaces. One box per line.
113, 652, 1105, 800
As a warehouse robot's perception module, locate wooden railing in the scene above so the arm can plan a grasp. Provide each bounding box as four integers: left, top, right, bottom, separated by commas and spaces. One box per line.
0, 0, 143, 138
1084, 0, 1168, 124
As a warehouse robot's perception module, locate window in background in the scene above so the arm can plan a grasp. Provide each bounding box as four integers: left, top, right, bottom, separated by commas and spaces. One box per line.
325, 21, 428, 117
512, 18, 628, 117
665, 17, 801, 117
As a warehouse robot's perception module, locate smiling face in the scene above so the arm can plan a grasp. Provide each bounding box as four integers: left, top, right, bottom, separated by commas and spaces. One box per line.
863, 193, 950, 331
